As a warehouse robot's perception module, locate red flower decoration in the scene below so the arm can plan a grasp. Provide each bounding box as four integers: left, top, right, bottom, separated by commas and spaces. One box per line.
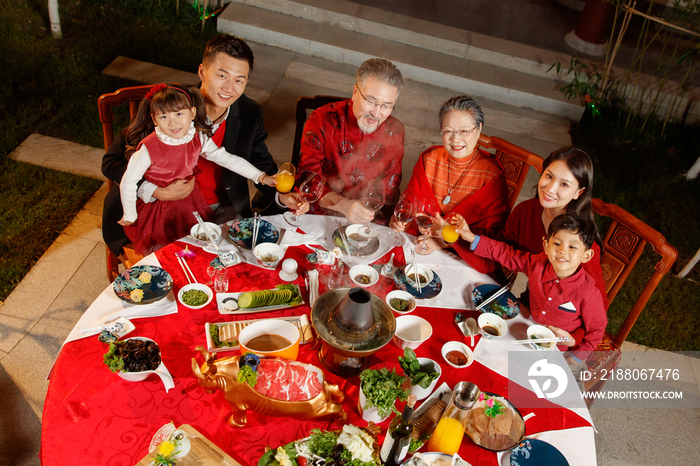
145, 83, 168, 101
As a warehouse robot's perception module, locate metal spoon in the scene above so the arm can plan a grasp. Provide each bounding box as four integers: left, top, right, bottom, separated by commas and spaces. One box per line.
466, 317, 477, 347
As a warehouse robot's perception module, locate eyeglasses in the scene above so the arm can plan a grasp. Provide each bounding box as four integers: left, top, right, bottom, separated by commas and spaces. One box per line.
356, 86, 395, 111
441, 127, 478, 139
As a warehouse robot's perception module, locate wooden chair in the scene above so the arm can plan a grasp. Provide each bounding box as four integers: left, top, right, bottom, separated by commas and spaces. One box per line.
290, 95, 347, 168
583, 198, 678, 405
252, 95, 346, 215
98, 85, 154, 281
477, 134, 544, 209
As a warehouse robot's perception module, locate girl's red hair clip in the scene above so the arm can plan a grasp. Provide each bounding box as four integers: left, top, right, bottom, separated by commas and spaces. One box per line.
145, 83, 168, 101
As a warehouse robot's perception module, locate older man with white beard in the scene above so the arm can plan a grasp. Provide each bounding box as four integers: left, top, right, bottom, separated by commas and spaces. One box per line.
297, 58, 405, 224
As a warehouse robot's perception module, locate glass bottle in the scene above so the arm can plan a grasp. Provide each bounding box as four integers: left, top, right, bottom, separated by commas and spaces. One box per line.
426, 382, 480, 455
380, 395, 416, 466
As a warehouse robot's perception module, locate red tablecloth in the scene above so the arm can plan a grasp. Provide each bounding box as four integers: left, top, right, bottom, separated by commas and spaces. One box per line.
40, 242, 591, 466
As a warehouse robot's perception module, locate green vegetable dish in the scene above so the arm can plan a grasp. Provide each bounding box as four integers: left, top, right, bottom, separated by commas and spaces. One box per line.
182, 289, 208, 306
398, 348, 439, 389
389, 297, 410, 312
359, 367, 409, 419
238, 284, 302, 309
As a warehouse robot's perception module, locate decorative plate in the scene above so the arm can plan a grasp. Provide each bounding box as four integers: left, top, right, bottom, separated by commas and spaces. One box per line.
466, 391, 525, 452
394, 266, 442, 299
228, 218, 280, 250
509, 439, 569, 466
332, 226, 380, 256
113, 265, 173, 305
472, 284, 520, 319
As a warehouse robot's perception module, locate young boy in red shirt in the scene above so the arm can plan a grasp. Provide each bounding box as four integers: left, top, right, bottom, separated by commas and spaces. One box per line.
451, 212, 607, 353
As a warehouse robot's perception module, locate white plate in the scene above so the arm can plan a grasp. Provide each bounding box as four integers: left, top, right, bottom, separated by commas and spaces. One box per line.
205, 315, 312, 353
215, 285, 304, 314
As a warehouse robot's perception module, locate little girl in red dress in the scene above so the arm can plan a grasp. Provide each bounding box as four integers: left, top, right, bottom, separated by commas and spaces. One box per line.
118, 84, 275, 254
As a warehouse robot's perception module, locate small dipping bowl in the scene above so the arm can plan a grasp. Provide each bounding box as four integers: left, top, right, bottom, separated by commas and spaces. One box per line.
345, 224, 375, 248
178, 283, 214, 310
190, 222, 222, 247
254, 243, 285, 269
349, 264, 379, 287
385, 290, 416, 314
404, 264, 434, 288
393, 315, 432, 350
527, 324, 557, 351
441, 341, 474, 369
409, 357, 442, 400
239, 319, 301, 360
478, 313, 508, 340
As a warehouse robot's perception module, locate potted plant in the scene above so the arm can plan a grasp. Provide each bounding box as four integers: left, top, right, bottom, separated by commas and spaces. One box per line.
358, 367, 409, 422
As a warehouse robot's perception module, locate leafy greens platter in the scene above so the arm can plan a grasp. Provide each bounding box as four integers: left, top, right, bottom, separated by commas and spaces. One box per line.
205, 315, 312, 353
216, 284, 304, 315
258, 423, 381, 466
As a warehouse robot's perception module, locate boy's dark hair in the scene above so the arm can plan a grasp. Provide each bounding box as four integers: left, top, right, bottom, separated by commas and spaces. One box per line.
203, 34, 254, 72
546, 212, 599, 250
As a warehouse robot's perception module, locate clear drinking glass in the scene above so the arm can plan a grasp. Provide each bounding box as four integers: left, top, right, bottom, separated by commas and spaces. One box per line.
415, 199, 434, 253
283, 171, 326, 228
214, 268, 229, 293
360, 179, 385, 234
206, 266, 217, 286
326, 262, 344, 290
387, 191, 415, 247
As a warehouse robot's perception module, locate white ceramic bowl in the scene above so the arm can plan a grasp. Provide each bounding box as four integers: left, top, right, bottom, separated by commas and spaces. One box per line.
190, 222, 222, 247
349, 264, 379, 287
253, 243, 285, 269
238, 319, 301, 360
527, 324, 557, 351
177, 283, 213, 310
345, 224, 376, 248
393, 315, 433, 350
478, 312, 508, 340
386, 290, 416, 314
404, 263, 434, 288
358, 383, 389, 423
408, 357, 442, 400
115, 337, 163, 382
441, 341, 474, 369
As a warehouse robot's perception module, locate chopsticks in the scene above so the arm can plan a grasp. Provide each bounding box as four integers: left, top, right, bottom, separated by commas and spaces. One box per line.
512, 337, 569, 345
335, 219, 351, 255
175, 253, 197, 284
411, 248, 422, 293
252, 213, 260, 250
192, 211, 217, 246
475, 283, 510, 311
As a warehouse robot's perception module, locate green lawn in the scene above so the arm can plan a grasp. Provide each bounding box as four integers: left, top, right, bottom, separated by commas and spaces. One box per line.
0, 0, 217, 300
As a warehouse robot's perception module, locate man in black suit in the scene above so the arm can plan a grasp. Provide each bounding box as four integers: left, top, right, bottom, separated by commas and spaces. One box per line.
102, 35, 303, 256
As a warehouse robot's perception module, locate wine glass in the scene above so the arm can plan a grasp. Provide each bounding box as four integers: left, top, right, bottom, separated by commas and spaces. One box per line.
276, 162, 296, 194
282, 171, 327, 227
415, 199, 434, 252
387, 192, 415, 247
360, 179, 385, 234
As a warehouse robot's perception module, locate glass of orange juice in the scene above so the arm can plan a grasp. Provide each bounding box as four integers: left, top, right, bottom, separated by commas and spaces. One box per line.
426, 382, 480, 455
426, 416, 464, 455
276, 163, 296, 193
442, 224, 459, 244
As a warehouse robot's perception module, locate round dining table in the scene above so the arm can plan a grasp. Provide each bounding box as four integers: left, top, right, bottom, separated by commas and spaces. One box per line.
40, 214, 597, 466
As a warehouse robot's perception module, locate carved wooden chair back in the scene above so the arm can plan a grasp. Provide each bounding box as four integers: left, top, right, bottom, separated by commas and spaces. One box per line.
98, 84, 155, 281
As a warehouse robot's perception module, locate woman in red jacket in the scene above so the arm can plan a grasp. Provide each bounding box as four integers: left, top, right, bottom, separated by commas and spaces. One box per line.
389, 96, 510, 274
502, 146, 609, 309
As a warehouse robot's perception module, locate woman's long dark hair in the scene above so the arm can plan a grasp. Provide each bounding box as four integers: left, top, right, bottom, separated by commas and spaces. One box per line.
125, 84, 211, 156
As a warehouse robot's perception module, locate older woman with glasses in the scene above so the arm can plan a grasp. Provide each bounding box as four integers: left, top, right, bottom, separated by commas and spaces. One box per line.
390, 95, 510, 274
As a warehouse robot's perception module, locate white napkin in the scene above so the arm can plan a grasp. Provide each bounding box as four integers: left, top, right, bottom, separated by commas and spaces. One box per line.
308, 269, 320, 307
279, 229, 320, 248
63, 254, 178, 345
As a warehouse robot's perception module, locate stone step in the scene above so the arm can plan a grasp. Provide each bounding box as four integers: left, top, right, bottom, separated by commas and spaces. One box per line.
219, 0, 583, 120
